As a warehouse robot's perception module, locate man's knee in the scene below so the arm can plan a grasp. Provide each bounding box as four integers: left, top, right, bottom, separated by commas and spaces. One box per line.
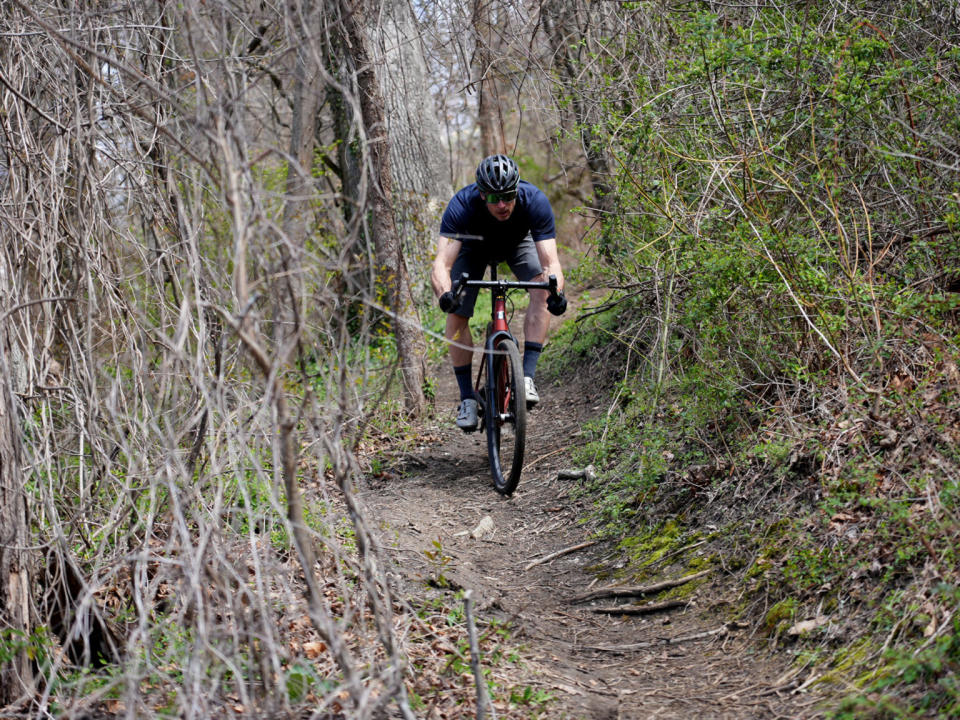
446, 313, 470, 339
528, 288, 549, 309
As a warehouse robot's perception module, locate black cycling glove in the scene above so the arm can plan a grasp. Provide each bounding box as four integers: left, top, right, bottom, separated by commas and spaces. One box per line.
439, 291, 460, 314
547, 292, 567, 316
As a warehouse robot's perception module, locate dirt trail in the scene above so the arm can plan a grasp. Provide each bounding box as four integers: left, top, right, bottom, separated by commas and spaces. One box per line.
358, 367, 826, 719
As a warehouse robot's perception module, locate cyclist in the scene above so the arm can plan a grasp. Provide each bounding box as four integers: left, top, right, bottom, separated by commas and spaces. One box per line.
431, 154, 566, 431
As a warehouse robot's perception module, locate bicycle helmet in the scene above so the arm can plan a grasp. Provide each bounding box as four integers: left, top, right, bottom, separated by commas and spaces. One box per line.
475, 154, 520, 194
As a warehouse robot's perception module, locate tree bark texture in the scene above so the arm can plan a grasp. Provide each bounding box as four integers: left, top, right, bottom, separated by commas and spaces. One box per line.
377, 0, 452, 202
542, 0, 616, 218
0, 252, 33, 706
472, 0, 506, 156
281, 9, 325, 331
376, 0, 453, 292
340, 0, 428, 415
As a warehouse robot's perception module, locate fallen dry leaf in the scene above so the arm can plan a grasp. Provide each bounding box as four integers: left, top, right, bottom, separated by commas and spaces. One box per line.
303, 640, 327, 658
787, 616, 830, 636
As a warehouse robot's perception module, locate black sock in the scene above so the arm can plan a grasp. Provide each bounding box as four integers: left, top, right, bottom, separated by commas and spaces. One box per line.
523, 342, 543, 379
454, 364, 474, 401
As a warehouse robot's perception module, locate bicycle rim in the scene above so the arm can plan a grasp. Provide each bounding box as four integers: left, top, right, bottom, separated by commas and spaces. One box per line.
486, 338, 526, 495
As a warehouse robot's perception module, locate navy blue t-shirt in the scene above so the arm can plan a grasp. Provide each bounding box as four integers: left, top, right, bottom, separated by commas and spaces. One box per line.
439, 180, 556, 250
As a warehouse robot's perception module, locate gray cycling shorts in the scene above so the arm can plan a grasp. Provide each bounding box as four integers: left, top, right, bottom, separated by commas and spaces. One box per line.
449, 234, 543, 318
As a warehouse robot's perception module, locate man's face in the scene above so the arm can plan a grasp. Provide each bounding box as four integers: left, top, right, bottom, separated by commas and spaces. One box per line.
483, 189, 517, 222
485, 197, 516, 221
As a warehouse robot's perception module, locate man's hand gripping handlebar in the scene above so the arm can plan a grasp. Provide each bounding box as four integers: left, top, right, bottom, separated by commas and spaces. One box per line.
545, 275, 567, 316
438, 273, 567, 316
438, 288, 461, 314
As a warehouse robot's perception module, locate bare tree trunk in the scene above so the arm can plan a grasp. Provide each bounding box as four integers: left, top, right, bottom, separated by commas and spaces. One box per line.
378, 0, 453, 297
281, 9, 325, 325
0, 252, 33, 707
543, 0, 616, 219
472, 0, 506, 155
378, 0, 451, 198
339, 0, 428, 416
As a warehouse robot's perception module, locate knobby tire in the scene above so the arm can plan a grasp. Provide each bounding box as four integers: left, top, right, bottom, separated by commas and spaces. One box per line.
486, 338, 526, 495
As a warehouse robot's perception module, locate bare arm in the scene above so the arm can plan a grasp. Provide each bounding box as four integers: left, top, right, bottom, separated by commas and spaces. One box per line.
535, 238, 564, 292
431, 235, 462, 298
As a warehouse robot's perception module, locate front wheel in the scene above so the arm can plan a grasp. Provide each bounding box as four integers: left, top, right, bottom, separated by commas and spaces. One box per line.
486, 338, 526, 495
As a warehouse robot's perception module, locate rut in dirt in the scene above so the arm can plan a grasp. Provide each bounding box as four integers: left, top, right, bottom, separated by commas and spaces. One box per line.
358, 367, 826, 719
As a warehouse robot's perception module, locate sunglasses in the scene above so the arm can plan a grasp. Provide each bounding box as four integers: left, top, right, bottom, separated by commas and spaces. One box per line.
484, 190, 517, 204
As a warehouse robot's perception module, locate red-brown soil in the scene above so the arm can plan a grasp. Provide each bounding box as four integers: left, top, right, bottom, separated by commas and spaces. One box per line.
358, 365, 828, 719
